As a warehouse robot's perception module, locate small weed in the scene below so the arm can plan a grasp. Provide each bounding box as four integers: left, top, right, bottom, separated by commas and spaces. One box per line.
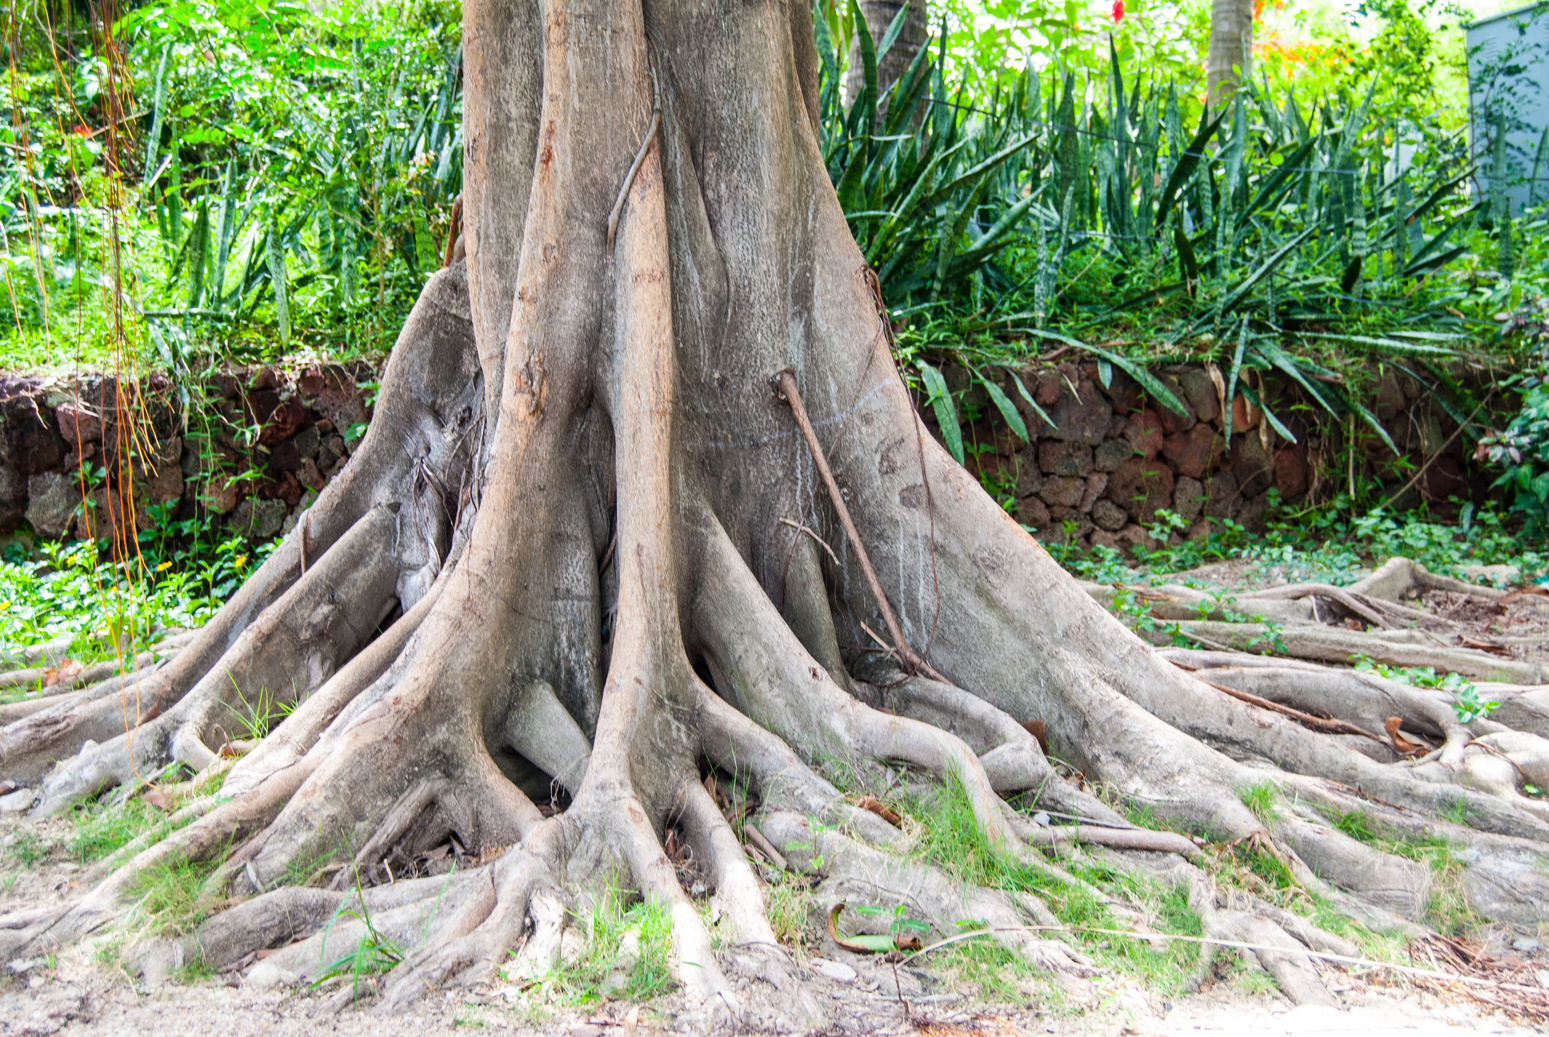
1440, 797, 1473, 827
91, 935, 125, 970
1333, 810, 1377, 843
69, 797, 171, 864
133, 856, 221, 937
765, 873, 814, 954
313, 885, 406, 1003
1238, 781, 1279, 823
1354, 657, 1497, 724
505, 886, 676, 1011
173, 956, 217, 983
8, 830, 49, 867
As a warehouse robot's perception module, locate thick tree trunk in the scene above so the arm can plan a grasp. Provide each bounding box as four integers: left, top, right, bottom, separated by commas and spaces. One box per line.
4, 0, 1549, 1018
1207, 0, 1255, 108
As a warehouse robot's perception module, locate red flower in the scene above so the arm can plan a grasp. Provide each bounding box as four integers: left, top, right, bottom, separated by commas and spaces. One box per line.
71, 125, 91, 136
1112, 0, 1125, 20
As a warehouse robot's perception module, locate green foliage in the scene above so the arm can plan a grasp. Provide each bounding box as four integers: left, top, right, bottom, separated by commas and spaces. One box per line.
816, 20, 1514, 468
1353, 655, 1497, 723
1479, 297, 1549, 539
68, 797, 173, 864
3, 0, 463, 368
131, 855, 222, 936
0, 530, 274, 656
900, 779, 1204, 994
313, 882, 407, 1002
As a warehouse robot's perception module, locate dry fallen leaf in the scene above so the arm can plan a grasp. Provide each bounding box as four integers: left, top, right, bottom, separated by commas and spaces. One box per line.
141, 787, 173, 811
854, 795, 902, 826
1022, 719, 1049, 754
43, 659, 83, 687
623, 1005, 639, 1037
1386, 717, 1425, 756
1458, 634, 1512, 658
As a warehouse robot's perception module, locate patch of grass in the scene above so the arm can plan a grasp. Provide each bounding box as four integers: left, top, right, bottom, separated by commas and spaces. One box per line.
313, 888, 406, 1003
1238, 781, 1279, 823
765, 873, 814, 956
132, 856, 222, 937
934, 939, 1028, 1002
173, 955, 217, 983
68, 798, 171, 864
1440, 796, 1473, 827
1333, 809, 1377, 844
506, 885, 676, 1012
281, 840, 347, 888
91, 934, 125, 970
8, 830, 50, 867
902, 780, 1206, 996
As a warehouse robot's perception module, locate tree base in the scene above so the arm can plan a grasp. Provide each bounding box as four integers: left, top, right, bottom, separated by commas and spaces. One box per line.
4, 0, 1549, 1018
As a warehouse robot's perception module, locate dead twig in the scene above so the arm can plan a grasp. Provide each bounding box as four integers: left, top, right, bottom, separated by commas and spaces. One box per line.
1172, 660, 1385, 741
775, 369, 949, 684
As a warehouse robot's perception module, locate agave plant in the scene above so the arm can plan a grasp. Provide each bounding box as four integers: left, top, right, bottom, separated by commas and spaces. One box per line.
816, 13, 1496, 462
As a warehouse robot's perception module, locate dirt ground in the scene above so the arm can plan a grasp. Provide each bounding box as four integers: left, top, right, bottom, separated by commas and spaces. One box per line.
2, 811, 1543, 1037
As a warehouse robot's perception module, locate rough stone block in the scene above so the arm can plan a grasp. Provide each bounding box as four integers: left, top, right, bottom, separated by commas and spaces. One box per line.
1272, 443, 1307, 500
203, 476, 242, 515
1015, 495, 1051, 530
1123, 409, 1164, 461
1039, 475, 1086, 509
1155, 375, 1196, 435
0, 463, 21, 504
1203, 472, 1239, 518
1161, 424, 1221, 480
1174, 475, 1205, 523
231, 497, 287, 540
1045, 506, 1093, 541
1079, 473, 1108, 514
1034, 369, 1061, 406
1177, 368, 1221, 425
1038, 440, 1093, 478
260, 397, 311, 446
1043, 379, 1112, 446
1094, 438, 1133, 473
1090, 523, 1156, 555
1102, 371, 1144, 415
297, 457, 326, 492
1376, 373, 1405, 421
1091, 497, 1128, 532
54, 402, 101, 444
24, 472, 79, 538
1106, 457, 1175, 525
147, 462, 184, 506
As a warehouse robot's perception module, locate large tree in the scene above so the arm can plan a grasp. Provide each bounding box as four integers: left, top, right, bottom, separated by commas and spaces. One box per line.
4, 0, 1549, 1020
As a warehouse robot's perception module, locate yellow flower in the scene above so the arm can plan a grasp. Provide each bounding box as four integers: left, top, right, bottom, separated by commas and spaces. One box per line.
156, 561, 173, 572
235, 555, 248, 569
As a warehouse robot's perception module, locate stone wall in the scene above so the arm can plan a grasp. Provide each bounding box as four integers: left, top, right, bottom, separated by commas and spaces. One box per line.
0, 356, 1506, 555
0, 363, 378, 548
934, 359, 1501, 553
